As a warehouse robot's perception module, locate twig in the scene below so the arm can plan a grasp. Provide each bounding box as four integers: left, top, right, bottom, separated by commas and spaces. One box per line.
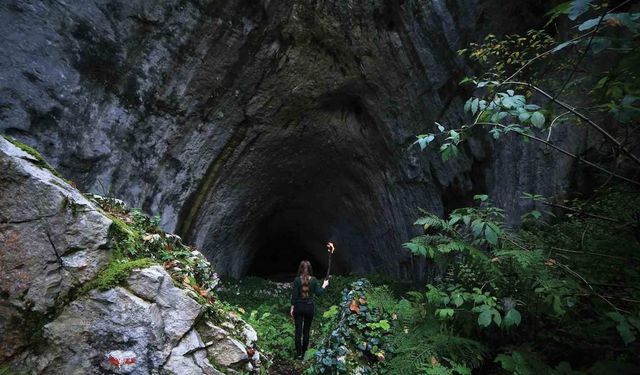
558, 263, 629, 313
502, 30, 599, 84
546, 111, 571, 142
503, 0, 633, 85
541, 201, 625, 224
550, 10, 606, 103
502, 81, 640, 167
550, 246, 626, 261
475, 122, 640, 186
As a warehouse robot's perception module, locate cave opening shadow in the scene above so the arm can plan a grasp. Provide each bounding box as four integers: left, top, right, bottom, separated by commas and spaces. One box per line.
247, 234, 327, 282
247, 234, 325, 282
246, 207, 348, 282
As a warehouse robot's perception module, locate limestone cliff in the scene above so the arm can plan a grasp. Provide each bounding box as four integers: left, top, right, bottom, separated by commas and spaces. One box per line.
0, 0, 581, 278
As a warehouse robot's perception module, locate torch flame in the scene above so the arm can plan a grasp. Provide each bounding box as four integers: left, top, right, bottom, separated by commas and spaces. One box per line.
326, 242, 335, 254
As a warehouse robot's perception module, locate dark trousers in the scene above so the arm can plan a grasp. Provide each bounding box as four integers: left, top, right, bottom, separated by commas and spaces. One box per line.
293, 302, 314, 357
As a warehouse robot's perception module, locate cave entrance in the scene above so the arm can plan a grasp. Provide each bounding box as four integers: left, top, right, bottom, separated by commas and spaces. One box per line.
246, 206, 344, 281
247, 233, 325, 282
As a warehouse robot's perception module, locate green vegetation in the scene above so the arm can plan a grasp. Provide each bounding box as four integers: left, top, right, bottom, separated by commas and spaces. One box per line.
80, 258, 155, 293
85, 195, 221, 312
400, 1, 640, 372
228, 1, 640, 373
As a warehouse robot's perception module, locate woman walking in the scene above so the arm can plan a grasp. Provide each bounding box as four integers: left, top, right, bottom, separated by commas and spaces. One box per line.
290, 255, 330, 360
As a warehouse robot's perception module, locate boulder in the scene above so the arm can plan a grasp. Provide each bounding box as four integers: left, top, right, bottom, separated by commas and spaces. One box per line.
11, 266, 205, 374
0, 138, 260, 374
0, 136, 112, 361
199, 322, 249, 368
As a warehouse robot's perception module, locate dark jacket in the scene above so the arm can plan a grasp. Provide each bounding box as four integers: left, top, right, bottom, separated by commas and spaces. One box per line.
291, 276, 325, 305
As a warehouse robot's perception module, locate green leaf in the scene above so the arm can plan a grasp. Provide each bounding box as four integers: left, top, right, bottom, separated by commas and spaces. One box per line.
474, 194, 489, 202
578, 17, 601, 31
546, 2, 572, 26
503, 309, 522, 327
492, 309, 502, 326
471, 219, 485, 237
568, 0, 591, 21
436, 122, 445, 132
471, 98, 479, 115
478, 310, 492, 327
323, 305, 339, 319
531, 111, 546, 128
403, 242, 427, 257
448, 129, 460, 144
589, 36, 611, 54
441, 143, 459, 161
518, 112, 531, 122
616, 321, 636, 345
552, 40, 575, 52
437, 308, 455, 318
416, 134, 435, 150
484, 225, 498, 245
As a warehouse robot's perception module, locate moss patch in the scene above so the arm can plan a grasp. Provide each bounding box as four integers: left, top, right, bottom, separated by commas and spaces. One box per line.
80, 258, 155, 294
1, 135, 66, 180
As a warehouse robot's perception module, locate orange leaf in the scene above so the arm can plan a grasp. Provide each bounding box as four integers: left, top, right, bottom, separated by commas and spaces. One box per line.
349, 299, 360, 313
358, 297, 367, 305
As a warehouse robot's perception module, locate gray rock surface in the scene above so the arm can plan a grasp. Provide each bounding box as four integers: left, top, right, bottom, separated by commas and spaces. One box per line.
199, 322, 249, 368
11, 266, 214, 374
0, 136, 112, 362
0, 0, 582, 278
1, 138, 260, 374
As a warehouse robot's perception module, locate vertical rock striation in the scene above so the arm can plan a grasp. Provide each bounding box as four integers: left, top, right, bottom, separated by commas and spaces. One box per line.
0, 0, 579, 277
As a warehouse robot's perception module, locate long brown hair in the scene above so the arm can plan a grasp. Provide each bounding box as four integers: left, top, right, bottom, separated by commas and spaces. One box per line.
297, 260, 313, 298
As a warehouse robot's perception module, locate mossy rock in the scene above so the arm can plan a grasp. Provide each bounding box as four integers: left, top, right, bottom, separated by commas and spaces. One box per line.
80, 258, 156, 294
1, 134, 66, 180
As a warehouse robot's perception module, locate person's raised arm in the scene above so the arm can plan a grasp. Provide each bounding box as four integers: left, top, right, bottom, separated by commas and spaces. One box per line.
315, 277, 329, 296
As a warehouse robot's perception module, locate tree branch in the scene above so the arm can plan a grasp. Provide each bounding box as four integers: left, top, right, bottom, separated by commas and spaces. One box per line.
502, 81, 640, 167
475, 122, 640, 186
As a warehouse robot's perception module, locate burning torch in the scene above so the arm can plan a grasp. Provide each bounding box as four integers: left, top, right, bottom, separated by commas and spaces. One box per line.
325, 242, 335, 279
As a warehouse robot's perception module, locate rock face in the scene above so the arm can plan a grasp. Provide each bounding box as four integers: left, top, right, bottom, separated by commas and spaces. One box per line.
0, 136, 112, 362
0, 139, 259, 374
0, 0, 580, 278
21, 266, 205, 374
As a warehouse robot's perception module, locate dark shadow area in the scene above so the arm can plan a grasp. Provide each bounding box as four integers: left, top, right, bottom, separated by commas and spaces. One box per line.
247, 234, 325, 282
247, 207, 349, 281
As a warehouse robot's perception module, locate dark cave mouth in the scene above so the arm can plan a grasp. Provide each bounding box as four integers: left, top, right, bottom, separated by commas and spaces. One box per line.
194, 103, 394, 279
245, 208, 350, 281
246, 235, 328, 282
